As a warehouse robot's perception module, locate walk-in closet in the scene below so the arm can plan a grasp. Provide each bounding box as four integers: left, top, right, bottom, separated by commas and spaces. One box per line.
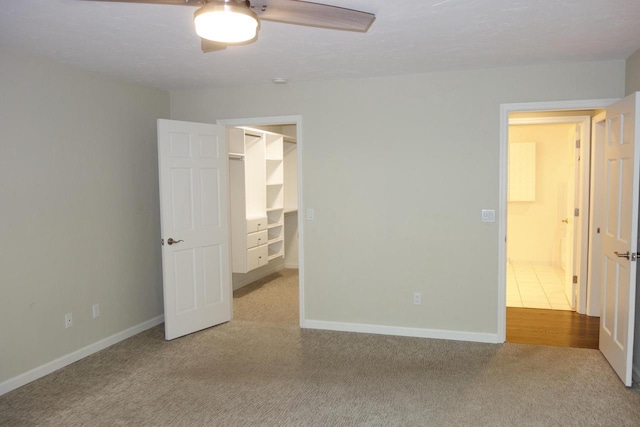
227, 125, 299, 291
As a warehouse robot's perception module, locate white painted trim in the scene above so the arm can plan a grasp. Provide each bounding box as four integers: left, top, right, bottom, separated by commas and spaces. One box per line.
586, 112, 607, 317
498, 104, 509, 343
504, 99, 619, 113
509, 116, 591, 126
217, 115, 305, 325
0, 315, 164, 397
498, 99, 618, 343
284, 262, 299, 269
302, 319, 499, 344
296, 121, 305, 328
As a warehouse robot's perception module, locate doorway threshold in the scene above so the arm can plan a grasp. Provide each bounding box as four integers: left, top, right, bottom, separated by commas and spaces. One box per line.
506, 307, 599, 349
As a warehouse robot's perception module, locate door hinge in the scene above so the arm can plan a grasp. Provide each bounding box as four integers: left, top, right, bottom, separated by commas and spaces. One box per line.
573, 275, 578, 284
575, 139, 580, 149
574, 208, 579, 217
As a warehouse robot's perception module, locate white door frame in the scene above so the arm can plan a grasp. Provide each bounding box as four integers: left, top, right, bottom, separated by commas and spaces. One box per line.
586, 112, 607, 317
508, 115, 591, 312
498, 99, 618, 342
217, 115, 305, 326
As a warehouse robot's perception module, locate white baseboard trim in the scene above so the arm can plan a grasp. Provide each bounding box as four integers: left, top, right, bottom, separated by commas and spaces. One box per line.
301, 319, 499, 344
284, 262, 299, 269
0, 315, 164, 397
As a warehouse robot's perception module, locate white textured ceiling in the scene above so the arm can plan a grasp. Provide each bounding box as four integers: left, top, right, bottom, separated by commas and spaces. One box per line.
1, 0, 640, 91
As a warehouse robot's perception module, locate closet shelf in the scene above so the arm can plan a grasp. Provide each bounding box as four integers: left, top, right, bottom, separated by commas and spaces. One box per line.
268, 237, 284, 245
267, 222, 283, 229
267, 207, 283, 213
266, 182, 284, 186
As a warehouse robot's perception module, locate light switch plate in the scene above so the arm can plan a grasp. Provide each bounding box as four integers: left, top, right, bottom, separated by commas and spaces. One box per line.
306, 208, 315, 221
481, 209, 496, 223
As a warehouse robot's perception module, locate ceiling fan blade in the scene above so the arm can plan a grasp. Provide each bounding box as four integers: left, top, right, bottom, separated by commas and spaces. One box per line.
255, 0, 375, 32
201, 39, 228, 53
80, 0, 202, 5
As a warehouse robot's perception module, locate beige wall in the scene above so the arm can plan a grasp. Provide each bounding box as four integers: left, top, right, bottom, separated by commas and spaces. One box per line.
0, 50, 169, 384
507, 124, 574, 266
626, 48, 640, 95
171, 60, 625, 335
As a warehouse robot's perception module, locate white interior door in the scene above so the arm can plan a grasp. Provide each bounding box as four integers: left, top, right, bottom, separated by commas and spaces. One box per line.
157, 119, 232, 340
599, 93, 639, 386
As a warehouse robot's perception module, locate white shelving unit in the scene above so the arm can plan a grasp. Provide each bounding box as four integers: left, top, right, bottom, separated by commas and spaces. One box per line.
229, 127, 286, 273
265, 132, 285, 260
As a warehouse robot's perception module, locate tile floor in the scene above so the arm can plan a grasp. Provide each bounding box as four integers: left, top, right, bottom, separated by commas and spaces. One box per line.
507, 262, 573, 311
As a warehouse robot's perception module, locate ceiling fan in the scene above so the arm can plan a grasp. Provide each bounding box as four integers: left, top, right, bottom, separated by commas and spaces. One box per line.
81, 0, 376, 53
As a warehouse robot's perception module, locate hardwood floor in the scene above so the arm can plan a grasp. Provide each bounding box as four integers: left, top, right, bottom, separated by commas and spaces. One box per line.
506, 307, 600, 349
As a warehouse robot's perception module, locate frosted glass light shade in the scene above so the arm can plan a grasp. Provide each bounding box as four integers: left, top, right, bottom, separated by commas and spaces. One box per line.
194, 3, 259, 43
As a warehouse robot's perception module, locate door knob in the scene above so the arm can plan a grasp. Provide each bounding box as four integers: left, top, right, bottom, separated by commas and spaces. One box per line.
167, 238, 184, 245
614, 251, 630, 259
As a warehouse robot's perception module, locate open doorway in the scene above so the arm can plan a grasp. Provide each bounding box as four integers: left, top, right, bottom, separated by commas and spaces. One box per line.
505, 112, 598, 349
496, 98, 620, 347
506, 115, 591, 312
217, 115, 304, 326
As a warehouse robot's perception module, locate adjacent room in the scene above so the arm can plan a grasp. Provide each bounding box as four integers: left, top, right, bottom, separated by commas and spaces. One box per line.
1, 0, 640, 424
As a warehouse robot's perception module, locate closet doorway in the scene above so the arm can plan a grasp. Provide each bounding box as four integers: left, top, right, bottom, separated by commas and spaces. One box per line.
217, 115, 304, 324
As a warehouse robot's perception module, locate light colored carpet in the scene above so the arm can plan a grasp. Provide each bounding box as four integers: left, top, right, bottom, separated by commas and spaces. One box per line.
1, 269, 639, 426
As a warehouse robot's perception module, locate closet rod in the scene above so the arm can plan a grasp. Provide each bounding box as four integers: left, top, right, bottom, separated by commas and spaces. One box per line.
228, 153, 245, 161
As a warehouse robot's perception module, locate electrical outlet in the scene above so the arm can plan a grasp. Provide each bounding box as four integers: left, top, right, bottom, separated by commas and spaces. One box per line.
65, 313, 73, 328
413, 292, 422, 305
92, 304, 100, 319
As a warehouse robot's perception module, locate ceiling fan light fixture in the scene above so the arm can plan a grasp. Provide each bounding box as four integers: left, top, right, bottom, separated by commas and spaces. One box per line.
194, 2, 259, 44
